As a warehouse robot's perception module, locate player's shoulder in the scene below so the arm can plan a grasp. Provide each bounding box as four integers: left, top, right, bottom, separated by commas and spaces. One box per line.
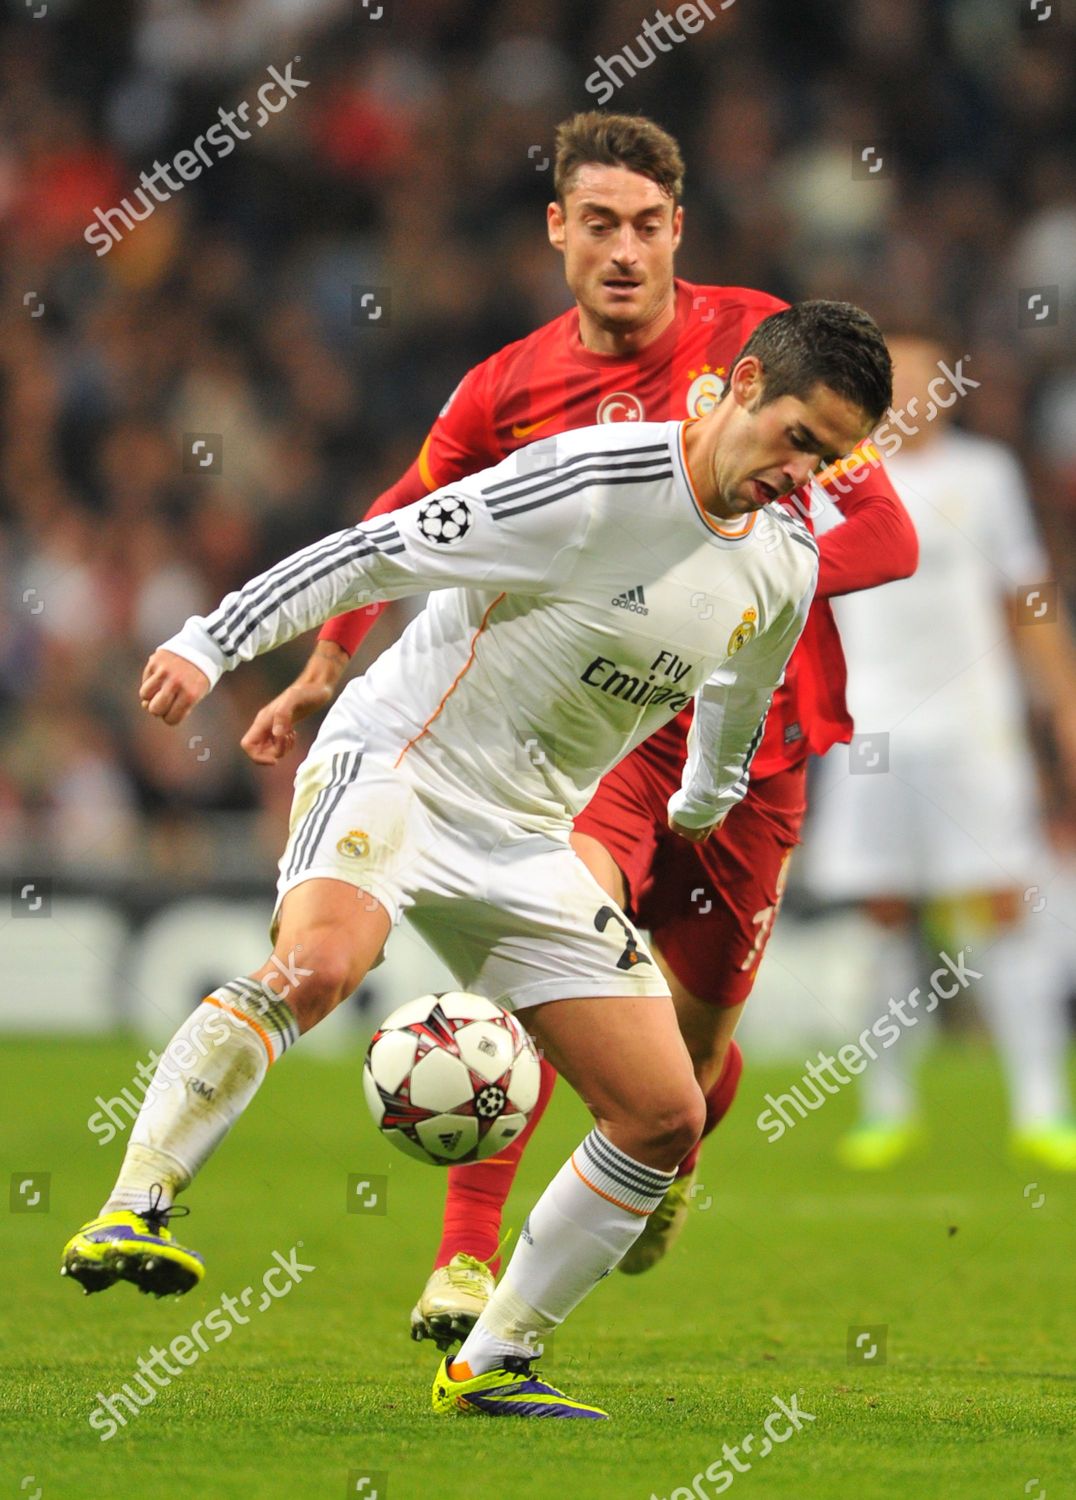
679, 279, 788, 322
466, 420, 675, 504
551, 418, 674, 455
474, 421, 676, 498
472, 304, 576, 381
463, 422, 680, 549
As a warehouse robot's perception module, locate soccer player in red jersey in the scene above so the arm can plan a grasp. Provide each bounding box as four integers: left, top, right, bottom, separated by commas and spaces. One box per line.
242, 112, 918, 1342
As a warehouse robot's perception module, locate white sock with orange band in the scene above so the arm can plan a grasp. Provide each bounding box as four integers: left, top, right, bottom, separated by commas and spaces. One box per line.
100, 979, 299, 1217
450, 1128, 675, 1377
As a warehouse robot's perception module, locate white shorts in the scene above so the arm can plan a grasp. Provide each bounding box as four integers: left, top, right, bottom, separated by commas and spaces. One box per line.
274, 746, 670, 1012
804, 736, 1049, 900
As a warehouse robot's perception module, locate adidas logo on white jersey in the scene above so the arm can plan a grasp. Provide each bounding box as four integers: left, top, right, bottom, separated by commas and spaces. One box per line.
611, 585, 648, 615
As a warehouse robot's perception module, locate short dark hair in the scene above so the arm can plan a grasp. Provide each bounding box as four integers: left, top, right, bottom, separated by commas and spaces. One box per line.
554, 111, 685, 205
732, 301, 893, 426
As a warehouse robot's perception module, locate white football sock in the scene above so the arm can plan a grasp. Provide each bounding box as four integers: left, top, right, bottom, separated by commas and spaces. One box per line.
977, 917, 1071, 1126
453, 1128, 675, 1375
859, 922, 928, 1123
101, 979, 298, 1216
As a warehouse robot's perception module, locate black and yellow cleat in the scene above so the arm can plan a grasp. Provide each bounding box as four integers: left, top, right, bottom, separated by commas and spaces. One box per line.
432, 1351, 608, 1419
60, 1185, 204, 1299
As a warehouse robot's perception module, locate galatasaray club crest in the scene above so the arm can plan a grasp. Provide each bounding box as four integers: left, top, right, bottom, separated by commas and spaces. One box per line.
337, 829, 370, 859
685, 367, 726, 417
596, 391, 645, 423
727, 607, 758, 654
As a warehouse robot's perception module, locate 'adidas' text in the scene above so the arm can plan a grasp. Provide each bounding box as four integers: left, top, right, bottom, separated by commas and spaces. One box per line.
612, 585, 648, 615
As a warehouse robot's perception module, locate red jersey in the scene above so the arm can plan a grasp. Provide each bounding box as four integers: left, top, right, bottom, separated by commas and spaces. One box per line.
320, 279, 917, 776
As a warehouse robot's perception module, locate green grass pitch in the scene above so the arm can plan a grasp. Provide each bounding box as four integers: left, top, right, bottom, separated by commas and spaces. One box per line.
2, 1035, 1073, 1499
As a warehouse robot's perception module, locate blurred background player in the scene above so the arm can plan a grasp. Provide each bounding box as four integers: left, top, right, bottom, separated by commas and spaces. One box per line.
237, 111, 917, 1342
805, 330, 1076, 1172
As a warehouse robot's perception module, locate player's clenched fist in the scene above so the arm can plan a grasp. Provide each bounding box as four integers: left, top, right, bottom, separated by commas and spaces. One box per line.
139, 649, 211, 726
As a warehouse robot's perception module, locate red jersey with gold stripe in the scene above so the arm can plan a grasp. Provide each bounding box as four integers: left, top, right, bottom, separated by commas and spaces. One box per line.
320, 279, 917, 778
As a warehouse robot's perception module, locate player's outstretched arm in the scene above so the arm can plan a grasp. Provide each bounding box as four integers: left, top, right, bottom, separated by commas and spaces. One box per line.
240, 362, 497, 763
239, 472, 426, 763
145, 457, 591, 726
141, 517, 411, 728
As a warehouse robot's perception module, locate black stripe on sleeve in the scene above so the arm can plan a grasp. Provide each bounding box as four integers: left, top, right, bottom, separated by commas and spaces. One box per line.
488, 467, 674, 522
484, 450, 672, 509
208, 528, 405, 659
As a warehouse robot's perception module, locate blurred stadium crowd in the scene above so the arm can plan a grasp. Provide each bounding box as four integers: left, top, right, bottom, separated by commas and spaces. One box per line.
1, 0, 1073, 884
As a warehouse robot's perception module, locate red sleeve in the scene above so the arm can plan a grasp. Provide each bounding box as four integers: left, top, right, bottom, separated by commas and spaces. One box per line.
809, 443, 919, 600
318, 358, 500, 654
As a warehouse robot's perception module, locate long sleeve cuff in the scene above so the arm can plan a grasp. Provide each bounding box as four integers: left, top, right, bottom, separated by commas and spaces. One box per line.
157, 622, 227, 690
666, 784, 734, 831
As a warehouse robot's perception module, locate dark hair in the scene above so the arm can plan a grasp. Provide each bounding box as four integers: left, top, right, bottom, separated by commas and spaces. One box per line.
733, 301, 893, 425
554, 111, 685, 204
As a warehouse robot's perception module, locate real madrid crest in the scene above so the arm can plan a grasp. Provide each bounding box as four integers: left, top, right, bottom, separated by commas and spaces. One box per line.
727, 607, 757, 654
336, 829, 370, 859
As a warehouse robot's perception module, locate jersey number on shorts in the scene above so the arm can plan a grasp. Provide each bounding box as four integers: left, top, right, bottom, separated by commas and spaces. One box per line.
739, 851, 792, 976
594, 905, 652, 972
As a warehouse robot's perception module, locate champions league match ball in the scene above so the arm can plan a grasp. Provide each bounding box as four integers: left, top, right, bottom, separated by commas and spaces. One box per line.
363, 992, 541, 1165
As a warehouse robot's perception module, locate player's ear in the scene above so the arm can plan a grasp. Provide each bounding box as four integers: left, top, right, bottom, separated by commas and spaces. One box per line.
670, 203, 683, 251
547, 199, 566, 252
729, 356, 764, 409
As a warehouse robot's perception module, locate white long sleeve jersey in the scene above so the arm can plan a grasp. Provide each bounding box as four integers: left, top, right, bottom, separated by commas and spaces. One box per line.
164, 421, 818, 836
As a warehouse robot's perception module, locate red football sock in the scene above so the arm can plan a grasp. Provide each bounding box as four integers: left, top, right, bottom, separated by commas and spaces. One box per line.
676, 1038, 744, 1179
433, 1053, 558, 1275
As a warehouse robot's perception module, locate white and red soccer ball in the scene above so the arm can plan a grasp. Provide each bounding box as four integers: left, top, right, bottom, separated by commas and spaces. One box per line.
363, 992, 541, 1165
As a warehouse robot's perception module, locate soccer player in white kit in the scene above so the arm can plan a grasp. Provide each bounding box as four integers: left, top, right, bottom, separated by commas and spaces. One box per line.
62, 302, 891, 1418
806, 331, 1076, 1171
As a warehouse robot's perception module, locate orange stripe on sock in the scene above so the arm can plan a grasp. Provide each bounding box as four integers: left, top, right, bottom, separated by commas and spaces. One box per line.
394, 592, 506, 766
203, 996, 275, 1066
571, 1154, 650, 1217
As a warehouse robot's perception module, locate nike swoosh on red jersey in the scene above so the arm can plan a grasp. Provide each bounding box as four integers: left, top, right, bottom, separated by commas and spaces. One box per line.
510, 418, 553, 438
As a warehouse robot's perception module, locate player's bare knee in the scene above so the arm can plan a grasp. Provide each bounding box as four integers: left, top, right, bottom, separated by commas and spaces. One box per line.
667, 1087, 707, 1157
624, 1085, 705, 1163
